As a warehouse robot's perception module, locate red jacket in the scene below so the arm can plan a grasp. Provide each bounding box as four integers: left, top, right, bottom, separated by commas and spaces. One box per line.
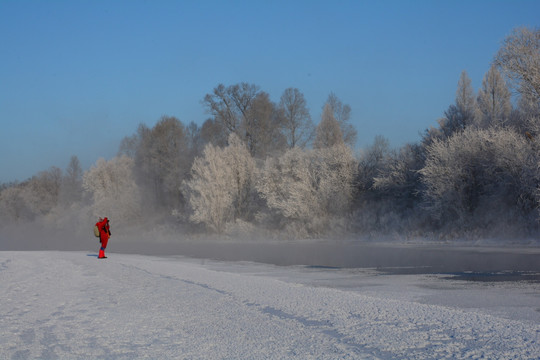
96, 217, 111, 240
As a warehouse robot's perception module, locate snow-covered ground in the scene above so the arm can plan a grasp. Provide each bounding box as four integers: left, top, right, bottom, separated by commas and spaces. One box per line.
1, 251, 539, 359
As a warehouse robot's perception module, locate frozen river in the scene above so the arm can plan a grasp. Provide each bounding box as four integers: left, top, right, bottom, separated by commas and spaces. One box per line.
1, 250, 539, 359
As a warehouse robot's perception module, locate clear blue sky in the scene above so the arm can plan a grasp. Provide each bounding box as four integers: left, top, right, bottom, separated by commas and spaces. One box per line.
1, 0, 539, 183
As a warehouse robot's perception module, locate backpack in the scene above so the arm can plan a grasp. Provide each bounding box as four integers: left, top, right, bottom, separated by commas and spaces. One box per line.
94, 225, 100, 238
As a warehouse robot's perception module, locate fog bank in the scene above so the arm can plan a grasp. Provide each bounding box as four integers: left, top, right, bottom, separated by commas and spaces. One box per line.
2, 222, 539, 275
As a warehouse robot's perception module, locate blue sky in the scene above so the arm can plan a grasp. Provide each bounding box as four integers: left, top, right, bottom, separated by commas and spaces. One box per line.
1, 0, 539, 183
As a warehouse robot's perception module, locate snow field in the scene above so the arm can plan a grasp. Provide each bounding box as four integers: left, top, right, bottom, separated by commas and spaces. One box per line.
1, 251, 539, 359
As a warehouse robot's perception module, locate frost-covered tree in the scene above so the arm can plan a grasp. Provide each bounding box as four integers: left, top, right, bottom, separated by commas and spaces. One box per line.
314, 104, 344, 149
258, 143, 357, 235
475, 64, 512, 128
495, 27, 540, 106
185, 143, 233, 232
19, 167, 62, 218
224, 134, 258, 220
185, 134, 256, 233
514, 86, 540, 135
278, 87, 314, 149
372, 142, 425, 207
82, 156, 141, 223
495, 27, 540, 135
0, 186, 27, 222
0, 168, 64, 223
357, 135, 391, 193
420, 127, 537, 232
315, 143, 357, 217
258, 147, 319, 229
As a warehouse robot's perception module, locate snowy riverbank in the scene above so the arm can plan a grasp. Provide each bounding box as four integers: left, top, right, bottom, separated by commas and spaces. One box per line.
1, 251, 539, 359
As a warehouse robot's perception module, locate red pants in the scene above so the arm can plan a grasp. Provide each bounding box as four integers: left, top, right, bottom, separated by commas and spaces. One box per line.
100, 235, 109, 249
99, 234, 109, 259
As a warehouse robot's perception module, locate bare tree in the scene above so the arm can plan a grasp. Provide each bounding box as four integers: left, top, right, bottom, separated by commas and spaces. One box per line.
129, 116, 190, 209
60, 155, 83, 205
278, 87, 314, 148
423, 71, 479, 146
326, 92, 357, 147
245, 91, 285, 158
430, 71, 478, 142
186, 121, 204, 160
455, 70, 478, 128
203, 83, 284, 157
203, 83, 258, 140
118, 133, 139, 158
314, 104, 344, 149
200, 118, 228, 148
204, 83, 251, 134
476, 64, 512, 128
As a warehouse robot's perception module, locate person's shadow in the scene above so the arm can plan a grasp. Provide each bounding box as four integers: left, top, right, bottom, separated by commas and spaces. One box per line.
86, 254, 98, 258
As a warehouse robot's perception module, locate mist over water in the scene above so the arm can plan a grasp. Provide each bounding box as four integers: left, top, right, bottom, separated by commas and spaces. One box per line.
2, 221, 539, 277
118, 240, 540, 274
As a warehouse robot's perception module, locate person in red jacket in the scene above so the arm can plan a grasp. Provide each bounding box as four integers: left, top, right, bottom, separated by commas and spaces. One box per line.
96, 217, 111, 259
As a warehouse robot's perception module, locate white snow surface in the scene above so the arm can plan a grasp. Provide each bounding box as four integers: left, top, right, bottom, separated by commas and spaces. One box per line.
1, 251, 539, 359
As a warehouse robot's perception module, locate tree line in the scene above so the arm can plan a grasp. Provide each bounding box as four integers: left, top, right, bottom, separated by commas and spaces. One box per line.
1, 27, 539, 241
